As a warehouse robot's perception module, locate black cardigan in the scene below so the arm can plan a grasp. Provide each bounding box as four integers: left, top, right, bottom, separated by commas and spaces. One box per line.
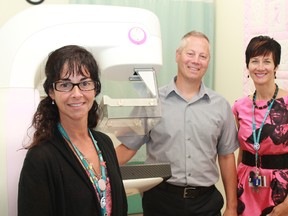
18, 129, 127, 216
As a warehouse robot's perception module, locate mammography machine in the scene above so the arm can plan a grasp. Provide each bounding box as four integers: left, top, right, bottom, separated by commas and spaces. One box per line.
0, 4, 171, 216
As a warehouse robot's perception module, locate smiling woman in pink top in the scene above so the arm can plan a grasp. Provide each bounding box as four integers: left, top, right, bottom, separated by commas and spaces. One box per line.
233, 36, 288, 216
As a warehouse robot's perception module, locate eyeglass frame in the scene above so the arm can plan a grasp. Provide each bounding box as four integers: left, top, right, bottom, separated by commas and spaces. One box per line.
52, 80, 97, 92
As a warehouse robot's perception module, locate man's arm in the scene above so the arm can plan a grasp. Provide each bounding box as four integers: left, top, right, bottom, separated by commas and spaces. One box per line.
218, 153, 238, 216
237, 148, 243, 166
115, 144, 137, 165
233, 116, 242, 166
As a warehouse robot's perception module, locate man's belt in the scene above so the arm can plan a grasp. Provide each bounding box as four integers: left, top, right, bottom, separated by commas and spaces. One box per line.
157, 181, 215, 199
242, 150, 288, 169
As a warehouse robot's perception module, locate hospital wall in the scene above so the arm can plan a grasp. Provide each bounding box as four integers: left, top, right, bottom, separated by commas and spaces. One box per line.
0, 0, 243, 215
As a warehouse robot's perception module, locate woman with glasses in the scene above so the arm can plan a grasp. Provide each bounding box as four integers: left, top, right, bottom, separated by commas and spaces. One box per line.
18, 45, 127, 216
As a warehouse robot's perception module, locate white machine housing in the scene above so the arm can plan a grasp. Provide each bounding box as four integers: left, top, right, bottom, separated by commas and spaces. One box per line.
0, 4, 163, 216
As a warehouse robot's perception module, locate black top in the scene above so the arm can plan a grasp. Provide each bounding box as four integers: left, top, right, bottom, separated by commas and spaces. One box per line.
18, 129, 127, 216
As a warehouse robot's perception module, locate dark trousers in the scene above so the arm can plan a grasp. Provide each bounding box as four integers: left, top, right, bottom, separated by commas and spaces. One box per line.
142, 184, 223, 216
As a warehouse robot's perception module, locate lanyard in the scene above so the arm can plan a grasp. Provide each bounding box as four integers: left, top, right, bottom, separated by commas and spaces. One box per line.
57, 123, 108, 216
252, 99, 275, 168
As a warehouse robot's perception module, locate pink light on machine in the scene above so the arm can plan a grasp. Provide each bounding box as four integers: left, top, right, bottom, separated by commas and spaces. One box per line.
128, 27, 147, 45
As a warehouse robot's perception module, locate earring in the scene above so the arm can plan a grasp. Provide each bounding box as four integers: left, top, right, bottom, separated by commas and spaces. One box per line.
247, 74, 250, 78
275, 72, 277, 79
52, 100, 55, 105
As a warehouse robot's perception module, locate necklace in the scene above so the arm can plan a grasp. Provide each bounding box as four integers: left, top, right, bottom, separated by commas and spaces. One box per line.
253, 84, 279, 109
57, 123, 108, 216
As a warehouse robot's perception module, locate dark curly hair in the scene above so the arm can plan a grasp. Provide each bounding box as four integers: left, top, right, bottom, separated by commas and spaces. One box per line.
27, 45, 101, 148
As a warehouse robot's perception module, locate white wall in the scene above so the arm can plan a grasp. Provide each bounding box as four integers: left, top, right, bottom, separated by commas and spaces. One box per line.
214, 1, 244, 212
215, 0, 244, 104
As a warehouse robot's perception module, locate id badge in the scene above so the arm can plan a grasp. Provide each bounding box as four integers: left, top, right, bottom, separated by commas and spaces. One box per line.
248, 171, 267, 187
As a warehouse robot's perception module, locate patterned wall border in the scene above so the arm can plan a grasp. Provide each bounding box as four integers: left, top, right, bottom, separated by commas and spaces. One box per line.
244, 0, 288, 95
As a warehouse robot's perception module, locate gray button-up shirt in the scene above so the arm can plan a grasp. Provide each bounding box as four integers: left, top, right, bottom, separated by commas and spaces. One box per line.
122, 77, 239, 186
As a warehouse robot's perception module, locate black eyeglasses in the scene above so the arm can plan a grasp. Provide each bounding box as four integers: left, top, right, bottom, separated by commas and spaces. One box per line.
53, 80, 96, 92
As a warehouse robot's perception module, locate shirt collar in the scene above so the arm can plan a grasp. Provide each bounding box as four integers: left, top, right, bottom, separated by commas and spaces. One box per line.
164, 76, 210, 101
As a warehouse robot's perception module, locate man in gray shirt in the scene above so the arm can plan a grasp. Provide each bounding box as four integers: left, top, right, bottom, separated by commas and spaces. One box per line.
116, 30, 239, 216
